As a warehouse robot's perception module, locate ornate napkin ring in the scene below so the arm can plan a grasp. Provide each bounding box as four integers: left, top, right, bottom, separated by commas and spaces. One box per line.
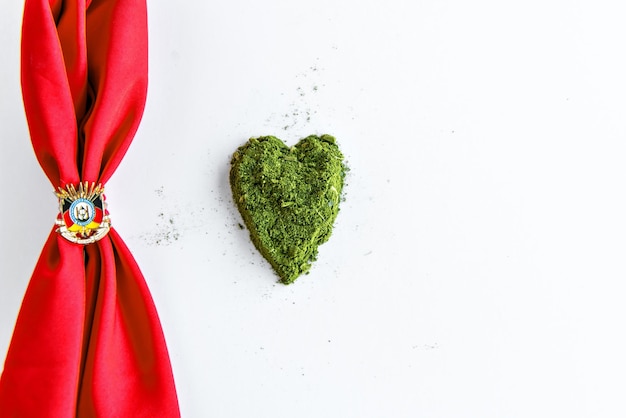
55, 182, 111, 244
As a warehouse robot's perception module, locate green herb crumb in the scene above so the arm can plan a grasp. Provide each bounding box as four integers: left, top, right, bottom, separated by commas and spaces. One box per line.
230, 134, 345, 284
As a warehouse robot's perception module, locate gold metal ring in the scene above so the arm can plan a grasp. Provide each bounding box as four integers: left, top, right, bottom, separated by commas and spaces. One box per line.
55, 182, 111, 244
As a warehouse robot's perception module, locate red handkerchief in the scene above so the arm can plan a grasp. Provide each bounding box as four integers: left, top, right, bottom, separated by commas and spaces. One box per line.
0, 1, 180, 416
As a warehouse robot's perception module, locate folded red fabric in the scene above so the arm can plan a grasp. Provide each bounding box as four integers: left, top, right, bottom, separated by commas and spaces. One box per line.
0, 1, 180, 416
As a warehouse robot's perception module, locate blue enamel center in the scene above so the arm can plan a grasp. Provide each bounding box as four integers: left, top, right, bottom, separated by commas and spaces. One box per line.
69, 198, 95, 226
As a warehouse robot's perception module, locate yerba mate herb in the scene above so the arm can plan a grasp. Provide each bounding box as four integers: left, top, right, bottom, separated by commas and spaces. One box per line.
230, 134, 345, 284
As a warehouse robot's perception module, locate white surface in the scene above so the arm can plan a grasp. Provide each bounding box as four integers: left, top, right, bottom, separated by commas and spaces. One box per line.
2, 1, 626, 417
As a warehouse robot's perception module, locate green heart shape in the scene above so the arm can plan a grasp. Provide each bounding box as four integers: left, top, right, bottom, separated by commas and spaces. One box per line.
230, 134, 346, 284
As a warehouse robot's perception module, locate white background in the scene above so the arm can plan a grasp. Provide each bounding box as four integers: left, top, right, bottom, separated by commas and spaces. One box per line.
2, 1, 626, 417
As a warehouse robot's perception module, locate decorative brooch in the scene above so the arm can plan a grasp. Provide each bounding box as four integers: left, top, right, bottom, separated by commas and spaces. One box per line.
55, 182, 110, 244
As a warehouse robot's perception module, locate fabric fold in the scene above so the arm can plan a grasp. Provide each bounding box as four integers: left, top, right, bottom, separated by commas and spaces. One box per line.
0, 231, 85, 416
0, 1, 180, 416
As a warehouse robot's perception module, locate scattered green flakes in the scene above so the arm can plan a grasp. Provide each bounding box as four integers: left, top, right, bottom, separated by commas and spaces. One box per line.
230, 134, 346, 284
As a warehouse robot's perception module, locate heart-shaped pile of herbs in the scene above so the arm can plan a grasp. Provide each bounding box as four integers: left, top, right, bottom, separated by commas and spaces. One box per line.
230, 134, 345, 284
